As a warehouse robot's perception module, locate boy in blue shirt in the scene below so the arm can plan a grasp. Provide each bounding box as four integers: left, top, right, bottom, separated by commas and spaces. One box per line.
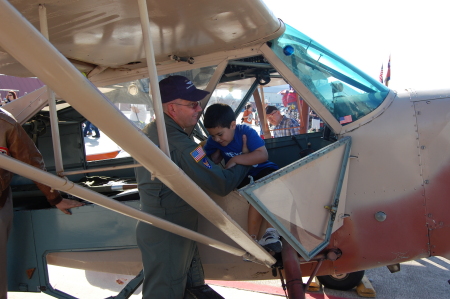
203, 103, 281, 253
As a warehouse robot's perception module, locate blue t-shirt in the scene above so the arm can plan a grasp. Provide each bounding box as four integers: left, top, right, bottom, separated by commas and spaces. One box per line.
204, 124, 278, 177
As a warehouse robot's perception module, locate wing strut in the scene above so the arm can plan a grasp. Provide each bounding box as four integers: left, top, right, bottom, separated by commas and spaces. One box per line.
39, 4, 65, 176
137, 0, 170, 157
0, 154, 247, 258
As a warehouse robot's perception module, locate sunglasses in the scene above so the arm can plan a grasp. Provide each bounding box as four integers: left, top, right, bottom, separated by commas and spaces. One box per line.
171, 102, 200, 109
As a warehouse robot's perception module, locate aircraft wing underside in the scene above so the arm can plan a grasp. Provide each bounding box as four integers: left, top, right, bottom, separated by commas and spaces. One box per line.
1, 0, 283, 77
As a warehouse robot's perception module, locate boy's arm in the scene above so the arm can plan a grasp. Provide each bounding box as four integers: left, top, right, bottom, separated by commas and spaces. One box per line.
203, 138, 222, 164
225, 145, 268, 169
210, 149, 223, 164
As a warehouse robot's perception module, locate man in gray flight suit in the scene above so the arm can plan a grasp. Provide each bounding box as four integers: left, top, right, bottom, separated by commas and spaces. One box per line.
135, 75, 251, 299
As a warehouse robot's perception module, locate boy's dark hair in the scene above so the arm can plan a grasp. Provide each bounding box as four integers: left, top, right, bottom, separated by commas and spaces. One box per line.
204, 103, 236, 128
245, 103, 252, 109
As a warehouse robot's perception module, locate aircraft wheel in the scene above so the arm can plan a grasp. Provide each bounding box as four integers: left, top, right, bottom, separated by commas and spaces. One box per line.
317, 270, 365, 291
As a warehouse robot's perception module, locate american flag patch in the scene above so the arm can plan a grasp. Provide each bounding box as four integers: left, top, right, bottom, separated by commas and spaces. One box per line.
0, 147, 9, 155
190, 146, 206, 162
339, 115, 353, 124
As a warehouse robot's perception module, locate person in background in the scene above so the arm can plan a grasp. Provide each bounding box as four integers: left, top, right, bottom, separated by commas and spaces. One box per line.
309, 109, 321, 132
280, 88, 299, 119
83, 121, 100, 138
1, 91, 17, 106
0, 108, 84, 299
241, 103, 253, 125
266, 105, 300, 138
6, 91, 17, 103
203, 103, 282, 254
129, 104, 147, 129
135, 75, 250, 298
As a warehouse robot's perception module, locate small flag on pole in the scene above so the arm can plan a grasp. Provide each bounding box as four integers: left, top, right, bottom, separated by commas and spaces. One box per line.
379, 64, 384, 83
339, 115, 353, 124
385, 55, 391, 87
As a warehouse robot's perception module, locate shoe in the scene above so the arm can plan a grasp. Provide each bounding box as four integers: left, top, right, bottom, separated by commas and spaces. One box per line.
258, 228, 282, 253
86, 132, 92, 136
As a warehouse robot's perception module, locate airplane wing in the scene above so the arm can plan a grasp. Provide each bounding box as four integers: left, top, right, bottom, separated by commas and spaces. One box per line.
1, 0, 283, 77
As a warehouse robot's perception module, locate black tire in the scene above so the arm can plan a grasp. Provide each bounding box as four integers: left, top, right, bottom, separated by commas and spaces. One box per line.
317, 270, 365, 291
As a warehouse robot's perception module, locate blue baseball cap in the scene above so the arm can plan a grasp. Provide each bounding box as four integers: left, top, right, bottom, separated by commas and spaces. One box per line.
159, 75, 210, 103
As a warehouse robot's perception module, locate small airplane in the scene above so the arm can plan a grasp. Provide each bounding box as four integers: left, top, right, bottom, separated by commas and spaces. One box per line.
1, 0, 449, 298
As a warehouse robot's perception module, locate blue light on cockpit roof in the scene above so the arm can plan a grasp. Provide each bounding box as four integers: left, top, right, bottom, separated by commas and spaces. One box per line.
283, 45, 294, 56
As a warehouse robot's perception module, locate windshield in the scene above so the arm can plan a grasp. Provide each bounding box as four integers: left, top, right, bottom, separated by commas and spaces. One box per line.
270, 25, 389, 125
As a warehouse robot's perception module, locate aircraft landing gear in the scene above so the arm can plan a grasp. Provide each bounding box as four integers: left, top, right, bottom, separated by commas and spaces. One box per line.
280, 238, 305, 298
317, 270, 365, 291
279, 240, 343, 298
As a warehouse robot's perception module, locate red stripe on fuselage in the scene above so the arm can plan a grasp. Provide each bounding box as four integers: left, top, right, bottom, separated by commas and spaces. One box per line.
302, 189, 430, 277
424, 164, 450, 258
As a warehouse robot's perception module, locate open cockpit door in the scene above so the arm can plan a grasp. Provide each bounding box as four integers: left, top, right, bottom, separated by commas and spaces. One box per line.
239, 136, 351, 261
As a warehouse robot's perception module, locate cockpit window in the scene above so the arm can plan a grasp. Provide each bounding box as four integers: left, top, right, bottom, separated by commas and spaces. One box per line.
270, 25, 389, 125
85, 66, 217, 161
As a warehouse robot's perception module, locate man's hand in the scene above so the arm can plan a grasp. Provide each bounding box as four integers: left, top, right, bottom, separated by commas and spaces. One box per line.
55, 198, 84, 215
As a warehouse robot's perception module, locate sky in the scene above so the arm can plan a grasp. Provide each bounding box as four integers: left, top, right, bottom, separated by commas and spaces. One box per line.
262, 0, 450, 92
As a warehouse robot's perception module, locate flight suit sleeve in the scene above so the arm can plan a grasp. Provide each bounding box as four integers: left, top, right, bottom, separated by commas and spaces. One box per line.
6, 121, 63, 205
177, 144, 250, 196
